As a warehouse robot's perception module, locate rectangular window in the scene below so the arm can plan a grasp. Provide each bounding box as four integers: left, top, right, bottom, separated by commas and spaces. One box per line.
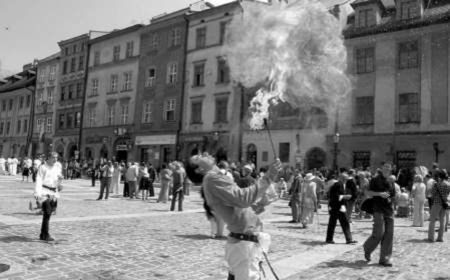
76, 83, 83, 98
72, 44, 77, 54
63, 60, 68, 74
145, 68, 156, 87
23, 119, 28, 133
142, 102, 153, 123
126, 41, 134, 58
39, 69, 46, 82
61, 86, 66, 101
68, 84, 74, 99
399, 41, 419, 69
167, 62, 178, 84
66, 113, 73, 128
356, 47, 374, 74
123, 72, 132, 91
169, 28, 181, 47
47, 88, 54, 104
8, 99, 13, 111
279, 143, 290, 163
196, 27, 206, 49
215, 97, 228, 123
107, 104, 115, 125
354, 96, 374, 125
26, 95, 30, 107
111, 75, 118, 92
2, 100, 6, 111
150, 34, 159, 50
0, 122, 3, 135
78, 55, 84, 71
88, 108, 96, 127
70, 57, 76, 72
357, 9, 375, 28
46, 117, 52, 133
59, 114, 65, 129
113, 45, 121, 62
353, 151, 371, 169
120, 104, 129, 124
91, 79, 99, 96
49, 65, 56, 80
37, 118, 43, 132
94, 51, 100, 66
6, 121, 10, 135
164, 99, 176, 121
191, 101, 202, 124
37, 90, 44, 106
75, 112, 81, 128
400, 0, 418, 20
399, 93, 419, 123
19, 96, 24, 109
16, 120, 21, 135
65, 47, 69, 56
193, 63, 205, 87
220, 21, 227, 44
217, 58, 230, 83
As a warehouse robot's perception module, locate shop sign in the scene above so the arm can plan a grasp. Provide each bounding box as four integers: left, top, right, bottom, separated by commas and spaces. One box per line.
86, 136, 110, 144
183, 135, 204, 142
116, 145, 128, 151
135, 135, 176, 145
154, 152, 160, 160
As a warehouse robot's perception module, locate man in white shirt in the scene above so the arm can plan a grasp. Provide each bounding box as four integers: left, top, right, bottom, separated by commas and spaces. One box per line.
10, 156, 18, 176
0, 156, 5, 174
34, 152, 63, 241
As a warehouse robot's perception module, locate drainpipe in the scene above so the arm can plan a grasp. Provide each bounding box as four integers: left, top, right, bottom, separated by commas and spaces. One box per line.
78, 38, 91, 161
25, 81, 36, 158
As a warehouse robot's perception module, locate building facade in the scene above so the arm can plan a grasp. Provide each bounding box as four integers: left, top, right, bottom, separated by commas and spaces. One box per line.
0, 65, 36, 158
335, 0, 450, 170
180, 1, 242, 163
82, 25, 143, 162
32, 53, 60, 156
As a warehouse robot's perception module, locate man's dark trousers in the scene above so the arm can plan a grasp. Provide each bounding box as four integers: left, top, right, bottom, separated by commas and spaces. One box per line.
326, 210, 353, 242
98, 177, 111, 199
123, 182, 129, 197
170, 188, 184, 211
363, 212, 394, 263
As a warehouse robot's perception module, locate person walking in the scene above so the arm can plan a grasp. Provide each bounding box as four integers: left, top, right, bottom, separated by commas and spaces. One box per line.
157, 164, 172, 203
190, 153, 281, 280
22, 157, 32, 182
325, 172, 357, 244
34, 152, 63, 241
123, 162, 130, 197
138, 162, 150, 200
97, 160, 114, 200
345, 169, 358, 224
126, 162, 139, 199
428, 170, 450, 242
363, 163, 396, 267
289, 171, 302, 223
425, 173, 436, 217
301, 173, 318, 229
148, 163, 156, 197
111, 162, 121, 195
411, 174, 426, 227
170, 162, 185, 211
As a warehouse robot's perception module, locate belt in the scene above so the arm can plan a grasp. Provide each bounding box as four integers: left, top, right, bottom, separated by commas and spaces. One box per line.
43, 185, 56, 192
229, 232, 258, 243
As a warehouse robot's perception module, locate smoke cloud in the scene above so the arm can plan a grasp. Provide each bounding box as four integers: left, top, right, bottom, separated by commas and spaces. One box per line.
224, 0, 352, 129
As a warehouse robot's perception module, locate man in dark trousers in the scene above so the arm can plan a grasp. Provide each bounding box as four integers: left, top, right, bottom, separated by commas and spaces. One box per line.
326, 172, 358, 244
40, 195, 57, 241
170, 162, 185, 211
148, 163, 157, 197
345, 169, 358, 223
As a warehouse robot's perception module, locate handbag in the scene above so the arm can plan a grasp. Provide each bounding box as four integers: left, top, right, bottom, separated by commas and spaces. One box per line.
360, 198, 374, 214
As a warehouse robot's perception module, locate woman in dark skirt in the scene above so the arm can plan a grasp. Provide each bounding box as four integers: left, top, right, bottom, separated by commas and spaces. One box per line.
22, 158, 31, 182
138, 162, 150, 200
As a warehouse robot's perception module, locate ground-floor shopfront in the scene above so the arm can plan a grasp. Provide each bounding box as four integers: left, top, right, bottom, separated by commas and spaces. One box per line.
31, 137, 53, 157
178, 131, 236, 163
0, 137, 28, 158
243, 129, 329, 171
135, 134, 177, 168
52, 135, 79, 161
82, 127, 134, 163
328, 132, 450, 171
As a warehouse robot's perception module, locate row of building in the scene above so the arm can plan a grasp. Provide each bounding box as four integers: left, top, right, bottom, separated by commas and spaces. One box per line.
1, 0, 450, 171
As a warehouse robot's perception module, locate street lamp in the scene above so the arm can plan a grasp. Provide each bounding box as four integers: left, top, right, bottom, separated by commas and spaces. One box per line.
333, 132, 340, 172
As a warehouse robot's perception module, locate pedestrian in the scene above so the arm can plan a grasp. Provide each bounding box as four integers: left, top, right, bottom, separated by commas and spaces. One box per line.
111, 162, 121, 195
33, 152, 63, 241
363, 163, 396, 267
157, 163, 171, 203
425, 173, 436, 216
300, 173, 318, 229
345, 169, 358, 224
411, 174, 426, 227
22, 157, 32, 182
123, 162, 130, 197
428, 169, 450, 242
125, 162, 139, 199
148, 163, 156, 197
396, 188, 410, 217
325, 172, 357, 244
170, 162, 185, 211
32, 157, 41, 183
0, 156, 5, 175
10, 156, 18, 176
237, 164, 255, 188
289, 171, 302, 223
97, 160, 113, 200
138, 162, 150, 200
189, 153, 281, 280
277, 177, 288, 199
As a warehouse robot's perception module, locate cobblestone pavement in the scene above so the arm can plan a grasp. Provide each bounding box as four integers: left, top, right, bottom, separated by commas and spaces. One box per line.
0, 175, 449, 280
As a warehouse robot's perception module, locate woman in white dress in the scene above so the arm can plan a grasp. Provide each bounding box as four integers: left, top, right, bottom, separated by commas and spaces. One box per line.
300, 173, 318, 228
111, 162, 121, 195
411, 174, 426, 227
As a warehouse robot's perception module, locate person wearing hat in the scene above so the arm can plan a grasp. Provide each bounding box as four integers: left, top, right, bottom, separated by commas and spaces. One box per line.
300, 173, 318, 228
189, 153, 281, 280
237, 164, 255, 189
97, 160, 114, 200
289, 170, 303, 223
325, 172, 357, 244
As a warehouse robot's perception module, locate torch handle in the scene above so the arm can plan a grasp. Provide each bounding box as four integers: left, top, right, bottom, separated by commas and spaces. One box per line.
264, 118, 277, 159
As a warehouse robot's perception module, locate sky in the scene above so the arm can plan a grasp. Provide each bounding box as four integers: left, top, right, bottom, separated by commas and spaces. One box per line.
0, 0, 234, 75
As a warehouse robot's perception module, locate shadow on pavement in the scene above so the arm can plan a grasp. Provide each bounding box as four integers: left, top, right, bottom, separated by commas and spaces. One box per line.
406, 238, 431, 243
300, 240, 327, 246
0, 235, 36, 243
321, 259, 373, 269
175, 234, 215, 240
